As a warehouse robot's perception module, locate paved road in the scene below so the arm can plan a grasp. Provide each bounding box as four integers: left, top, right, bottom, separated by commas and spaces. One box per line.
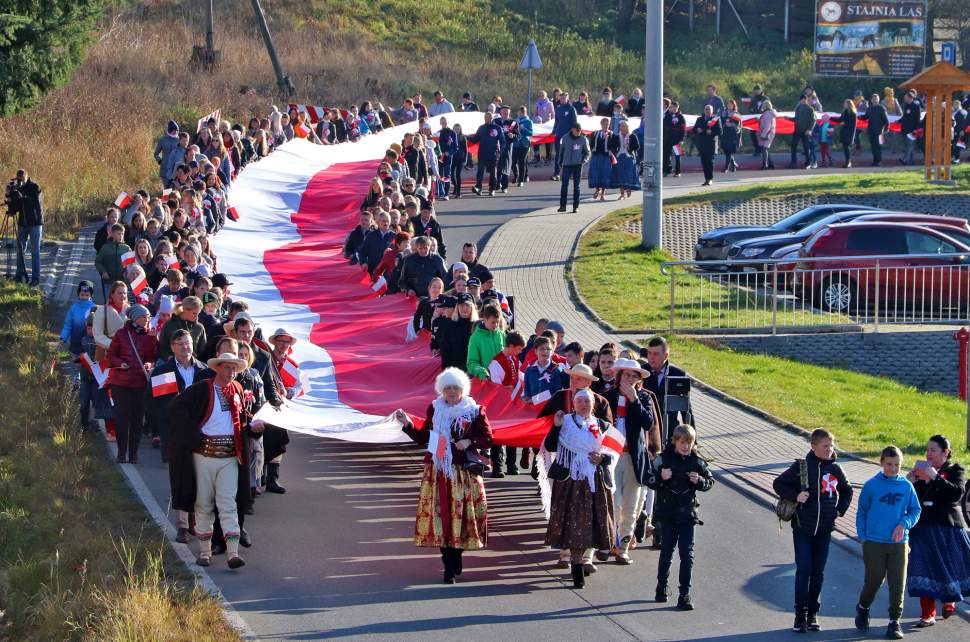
54, 159, 963, 640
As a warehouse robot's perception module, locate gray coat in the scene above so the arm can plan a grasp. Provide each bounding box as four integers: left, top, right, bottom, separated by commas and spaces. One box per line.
153, 134, 181, 181
558, 132, 590, 166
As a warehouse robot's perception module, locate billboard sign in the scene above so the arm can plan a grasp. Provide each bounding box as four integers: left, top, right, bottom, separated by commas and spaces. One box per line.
814, 1, 927, 77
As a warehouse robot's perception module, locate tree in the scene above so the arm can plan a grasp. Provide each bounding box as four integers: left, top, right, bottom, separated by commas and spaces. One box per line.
0, 1, 106, 117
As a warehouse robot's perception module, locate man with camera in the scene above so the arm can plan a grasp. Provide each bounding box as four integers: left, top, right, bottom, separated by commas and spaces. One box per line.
5, 169, 44, 286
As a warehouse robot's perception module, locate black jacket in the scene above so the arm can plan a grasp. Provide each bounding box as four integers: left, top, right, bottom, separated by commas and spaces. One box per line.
398, 251, 447, 296
437, 317, 473, 371
146, 356, 206, 442
692, 116, 722, 156
663, 111, 687, 146
408, 215, 446, 259
7, 178, 43, 227
646, 443, 715, 523
839, 110, 857, 145
866, 103, 889, 135
356, 228, 394, 274
252, 345, 284, 409
773, 451, 853, 536
589, 130, 620, 156
467, 122, 506, 162
625, 96, 644, 118
605, 387, 660, 484
343, 225, 374, 262
899, 101, 921, 135
912, 461, 966, 530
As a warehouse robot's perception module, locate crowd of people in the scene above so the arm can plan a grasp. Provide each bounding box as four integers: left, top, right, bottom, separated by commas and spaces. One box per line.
55, 90, 970, 629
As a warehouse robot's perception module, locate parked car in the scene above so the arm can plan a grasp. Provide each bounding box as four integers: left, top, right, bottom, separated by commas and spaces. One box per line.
795, 221, 970, 312
693, 204, 884, 264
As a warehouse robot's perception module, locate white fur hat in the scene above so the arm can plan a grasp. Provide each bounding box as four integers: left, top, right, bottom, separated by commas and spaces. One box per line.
435, 367, 471, 396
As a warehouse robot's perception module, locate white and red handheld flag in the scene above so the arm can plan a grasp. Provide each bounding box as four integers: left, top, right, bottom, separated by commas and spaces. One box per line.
280, 356, 300, 388
151, 371, 179, 397
227, 206, 240, 222
130, 271, 147, 295
600, 425, 627, 456
80, 352, 112, 389
673, 143, 683, 157
370, 275, 387, 297
114, 192, 132, 209
121, 251, 136, 267
196, 109, 221, 133
164, 255, 181, 271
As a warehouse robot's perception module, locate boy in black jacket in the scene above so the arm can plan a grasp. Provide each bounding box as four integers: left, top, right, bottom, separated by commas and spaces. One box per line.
646, 424, 714, 611
773, 428, 853, 633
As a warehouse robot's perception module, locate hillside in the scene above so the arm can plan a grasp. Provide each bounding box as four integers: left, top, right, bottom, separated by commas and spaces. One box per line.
0, 0, 877, 236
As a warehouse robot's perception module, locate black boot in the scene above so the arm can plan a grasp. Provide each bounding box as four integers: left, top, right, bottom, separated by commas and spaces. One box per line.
807, 610, 820, 631
793, 608, 808, 633
453, 548, 463, 576
570, 563, 585, 589
266, 463, 286, 494
441, 547, 455, 584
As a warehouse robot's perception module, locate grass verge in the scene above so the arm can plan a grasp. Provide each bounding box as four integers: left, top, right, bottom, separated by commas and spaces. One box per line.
0, 280, 237, 640
575, 198, 969, 466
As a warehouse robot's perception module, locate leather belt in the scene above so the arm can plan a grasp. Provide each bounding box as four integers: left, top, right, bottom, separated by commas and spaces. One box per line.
194, 435, 237, 458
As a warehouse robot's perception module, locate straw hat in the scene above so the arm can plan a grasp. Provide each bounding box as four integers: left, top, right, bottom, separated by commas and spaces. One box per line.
268, 328, 297, 345
612, 357, 650, 378
563, 363, 598, 381
207, 352, 247, 370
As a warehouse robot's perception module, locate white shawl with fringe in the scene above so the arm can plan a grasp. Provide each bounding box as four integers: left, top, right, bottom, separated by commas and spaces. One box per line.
427, 396, 479, 479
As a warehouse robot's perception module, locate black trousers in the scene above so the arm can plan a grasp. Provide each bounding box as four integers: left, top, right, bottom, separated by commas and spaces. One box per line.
451, 161, 464, 194
790, 132, 810, 165
559, 164, 582, 209
511, 146, 529, 184
657, 518, 696, 596
490, 445, 519, 472
699, 152, 715, 181
868, 132, 883, 164
111, 384, 146, 460
475, 159, 497, 192
842, 141, 853, 165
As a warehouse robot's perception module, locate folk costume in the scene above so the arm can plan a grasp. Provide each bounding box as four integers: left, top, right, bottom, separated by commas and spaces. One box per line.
168, 358, 252, 568
588, 128, 620, 190
400, 368, 493, 583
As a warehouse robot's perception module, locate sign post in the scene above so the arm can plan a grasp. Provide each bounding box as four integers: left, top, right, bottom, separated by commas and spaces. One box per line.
642, 0, 663, 250
519, 40, 543, 117
941, 41, 956, 65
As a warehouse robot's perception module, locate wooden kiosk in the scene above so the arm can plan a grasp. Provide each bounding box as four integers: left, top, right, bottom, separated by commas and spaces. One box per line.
902, 62, 970, 183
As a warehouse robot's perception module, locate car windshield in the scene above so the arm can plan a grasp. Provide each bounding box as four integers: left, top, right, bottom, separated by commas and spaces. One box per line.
771, 207, 830, 232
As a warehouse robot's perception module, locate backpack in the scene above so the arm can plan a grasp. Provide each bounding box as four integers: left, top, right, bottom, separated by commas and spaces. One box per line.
775, 458, 808, 523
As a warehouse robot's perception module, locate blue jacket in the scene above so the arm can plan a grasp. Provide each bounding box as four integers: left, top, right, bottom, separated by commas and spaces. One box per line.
514, 116, 534, 148
553, 102, 578, 138
856, 473, 921, 544
523, 360, 565, 402
61, 299, 95, 354
467, 122, 506, 162
356, 228, 394, 274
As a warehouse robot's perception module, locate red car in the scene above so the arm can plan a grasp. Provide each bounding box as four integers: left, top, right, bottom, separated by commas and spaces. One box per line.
795, 221, 970, 313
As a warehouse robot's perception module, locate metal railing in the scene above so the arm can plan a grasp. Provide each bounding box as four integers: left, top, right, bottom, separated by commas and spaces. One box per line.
660, 253, 970, 334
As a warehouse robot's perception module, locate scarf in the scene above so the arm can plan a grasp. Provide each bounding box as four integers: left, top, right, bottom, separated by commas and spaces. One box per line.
616, 394, 627, 442
428, 396, 479, 479
537, 412, 603, 517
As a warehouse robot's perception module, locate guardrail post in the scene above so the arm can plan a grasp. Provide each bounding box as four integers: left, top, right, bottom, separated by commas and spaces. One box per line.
771, 263, 778, 335
873, 259, 880, 333
669, 266, 676, 335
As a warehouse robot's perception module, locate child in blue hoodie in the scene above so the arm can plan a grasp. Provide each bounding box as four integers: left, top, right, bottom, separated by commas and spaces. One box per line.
60, 280, 96, 381
854, 445, 921, 639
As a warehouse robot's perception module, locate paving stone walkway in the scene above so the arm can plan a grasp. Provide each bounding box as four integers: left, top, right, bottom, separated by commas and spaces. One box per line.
479, 198, 882, 541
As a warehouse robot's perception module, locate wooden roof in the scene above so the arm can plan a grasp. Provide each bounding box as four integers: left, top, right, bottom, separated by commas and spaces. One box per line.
902, 62, 970, 91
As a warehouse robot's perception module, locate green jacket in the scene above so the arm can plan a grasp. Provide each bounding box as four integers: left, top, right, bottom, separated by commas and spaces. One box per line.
466, 325, 505, 379
94, 240, 132, 282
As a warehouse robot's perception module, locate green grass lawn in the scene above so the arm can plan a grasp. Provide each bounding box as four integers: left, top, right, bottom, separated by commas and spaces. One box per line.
664, 164, 970, 207
575, 189, 970, 464
673, 339, 968, 466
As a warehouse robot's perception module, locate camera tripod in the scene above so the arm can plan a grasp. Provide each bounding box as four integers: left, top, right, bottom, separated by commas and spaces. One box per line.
0, 214, 13, 280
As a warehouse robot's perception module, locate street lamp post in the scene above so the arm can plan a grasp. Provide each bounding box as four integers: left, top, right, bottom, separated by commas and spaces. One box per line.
642, 0, 663, 250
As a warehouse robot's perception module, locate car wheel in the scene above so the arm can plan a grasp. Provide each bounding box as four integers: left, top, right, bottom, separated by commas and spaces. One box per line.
819, 276, 856, 312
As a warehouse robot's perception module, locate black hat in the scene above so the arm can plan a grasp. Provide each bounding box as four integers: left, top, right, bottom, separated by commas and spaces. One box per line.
480, 288, 499, 302
466, 277, 481, 287
419, 197, 432, 211
478, 268, 494, 283
436, 295, 457, 307
211, 273, 233, 289
455, 293, 474, 305
462, 92, 472, 99
77, 280, 95, 295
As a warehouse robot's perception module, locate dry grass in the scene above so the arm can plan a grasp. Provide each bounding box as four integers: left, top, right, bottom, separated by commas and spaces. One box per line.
0, 279, 237, 640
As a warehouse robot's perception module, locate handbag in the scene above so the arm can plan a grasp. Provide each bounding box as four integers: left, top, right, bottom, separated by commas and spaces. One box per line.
463, 449, 487, 476
775, 458, 808, 522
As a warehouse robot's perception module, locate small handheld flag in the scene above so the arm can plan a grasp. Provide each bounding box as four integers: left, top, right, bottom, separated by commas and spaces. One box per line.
151, 372, 179, 397
114, 192, 132, 209
227, 206, 240, 221
130, 271, 147, 295
121, 251, 136, 267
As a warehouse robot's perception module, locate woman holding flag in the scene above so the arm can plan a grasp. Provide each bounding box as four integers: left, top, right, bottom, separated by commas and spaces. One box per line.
540, 387, 619, 588
396, 368, 492, 585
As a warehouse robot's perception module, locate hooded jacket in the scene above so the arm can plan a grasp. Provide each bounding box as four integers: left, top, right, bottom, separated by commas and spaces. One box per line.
466, 324, 506, 380
773, 450, 853, 536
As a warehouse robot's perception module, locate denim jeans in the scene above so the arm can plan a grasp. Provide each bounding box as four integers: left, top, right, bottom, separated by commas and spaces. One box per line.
15, 224, 42, 282
559, 165, 582, 210
657, 518, 695, 596
793, 530, 832, 613
79, 376, 96, 429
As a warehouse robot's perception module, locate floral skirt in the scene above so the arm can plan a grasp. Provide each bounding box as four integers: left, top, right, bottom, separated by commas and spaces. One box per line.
906, 524, 970, 602
414, 461, 487, 550
544, 470, 615, 551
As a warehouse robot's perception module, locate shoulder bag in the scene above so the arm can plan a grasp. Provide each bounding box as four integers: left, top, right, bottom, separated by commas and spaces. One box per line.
775, 458, 808, 522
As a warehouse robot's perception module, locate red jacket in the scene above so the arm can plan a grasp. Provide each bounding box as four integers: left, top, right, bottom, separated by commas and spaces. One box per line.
107, 323, 159, 388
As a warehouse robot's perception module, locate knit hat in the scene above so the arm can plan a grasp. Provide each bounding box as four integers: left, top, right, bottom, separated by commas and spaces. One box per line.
478, 269, 494, 283
127, 304, 150, 322
77, 280, 95, 296
167, 120, 179, 134
196, 263, 211, 277
157, 295, 176, 315
451, 262, 468, 273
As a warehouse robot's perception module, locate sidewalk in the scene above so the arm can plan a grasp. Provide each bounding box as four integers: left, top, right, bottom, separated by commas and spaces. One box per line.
479, 194, 881, 542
